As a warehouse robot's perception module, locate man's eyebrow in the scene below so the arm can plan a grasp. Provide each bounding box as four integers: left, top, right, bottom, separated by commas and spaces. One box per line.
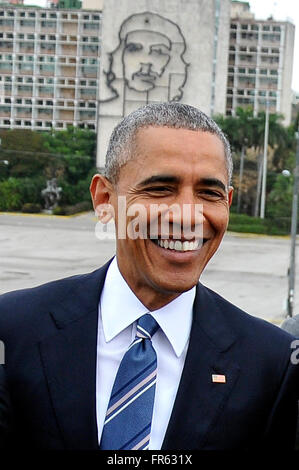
198, 178, 227, 192
136, 175, 180, 187
136, 175, 227, 192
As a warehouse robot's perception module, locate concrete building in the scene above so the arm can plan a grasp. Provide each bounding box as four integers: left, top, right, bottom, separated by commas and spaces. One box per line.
96, 0, 231, 167
82, 0, 103, 10
0, 0, 24, 4
0, 5, 101, 131
227, 1, 295, 125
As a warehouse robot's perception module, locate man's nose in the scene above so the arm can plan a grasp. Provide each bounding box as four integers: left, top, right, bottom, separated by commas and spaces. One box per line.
164, 190, 205, 238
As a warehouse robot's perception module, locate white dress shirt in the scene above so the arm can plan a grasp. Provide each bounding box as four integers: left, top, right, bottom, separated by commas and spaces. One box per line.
96, 257, 195, 450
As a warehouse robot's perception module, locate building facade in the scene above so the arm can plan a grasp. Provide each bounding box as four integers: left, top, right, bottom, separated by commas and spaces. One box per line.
0, 5, 101, 131
227, 1, 295, 125
96, 0, 231, 167
0, 0, 296, 153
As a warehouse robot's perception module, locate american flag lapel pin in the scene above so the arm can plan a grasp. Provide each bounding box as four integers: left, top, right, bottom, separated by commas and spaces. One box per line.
212, 374, 226, 384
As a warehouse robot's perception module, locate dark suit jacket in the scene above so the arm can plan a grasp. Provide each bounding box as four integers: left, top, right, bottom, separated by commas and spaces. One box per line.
0, 259, 298, 450
0, 365, 12, 449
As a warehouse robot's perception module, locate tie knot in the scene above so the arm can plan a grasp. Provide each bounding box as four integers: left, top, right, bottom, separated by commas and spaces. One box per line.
136, 314, 159, 340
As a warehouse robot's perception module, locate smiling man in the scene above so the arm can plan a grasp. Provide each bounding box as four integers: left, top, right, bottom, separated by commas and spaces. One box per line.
0, 103, 298, 451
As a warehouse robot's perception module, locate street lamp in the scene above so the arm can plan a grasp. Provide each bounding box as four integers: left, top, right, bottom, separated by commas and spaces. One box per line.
260, 100, 270, 219
237, 138, 248, 213
286, 129, 299, 317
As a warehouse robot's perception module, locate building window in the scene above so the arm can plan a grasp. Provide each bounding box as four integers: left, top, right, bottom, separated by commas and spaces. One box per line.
20, 20, 35, 28
83, 22, 99, 30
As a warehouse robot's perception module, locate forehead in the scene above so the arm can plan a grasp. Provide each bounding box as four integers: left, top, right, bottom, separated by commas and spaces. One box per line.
118, 126, 228, 184
134, 126, 225, 160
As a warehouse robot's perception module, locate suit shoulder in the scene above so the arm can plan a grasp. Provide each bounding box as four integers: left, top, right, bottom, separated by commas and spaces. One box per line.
199, 283, 295, 348
0, 270, 99, 334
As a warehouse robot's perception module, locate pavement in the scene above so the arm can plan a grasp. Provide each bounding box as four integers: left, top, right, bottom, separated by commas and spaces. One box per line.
0, 211, 298, 325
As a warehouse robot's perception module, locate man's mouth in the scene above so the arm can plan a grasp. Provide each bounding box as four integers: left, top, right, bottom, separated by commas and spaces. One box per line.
151, 238, 207, 252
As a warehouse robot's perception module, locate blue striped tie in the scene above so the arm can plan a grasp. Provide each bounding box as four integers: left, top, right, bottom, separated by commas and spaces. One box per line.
100, 314, 159, 450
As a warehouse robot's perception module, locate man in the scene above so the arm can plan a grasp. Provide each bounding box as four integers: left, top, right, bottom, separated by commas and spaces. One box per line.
0, 366, 12, 449
0, 102, 298, 450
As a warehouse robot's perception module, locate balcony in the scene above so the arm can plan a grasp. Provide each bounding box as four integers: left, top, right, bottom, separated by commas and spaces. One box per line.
61, 23, 78, 34
57, 109, 74, 120
59, 65, 76, 77
60, 44, 77, 56
0, 106, 11, 117
58, 88, 75, 99
0, 43, 13, 53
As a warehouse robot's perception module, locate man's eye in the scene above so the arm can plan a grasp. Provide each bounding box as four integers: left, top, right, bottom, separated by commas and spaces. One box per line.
199, 190, 223, 200
125, 43, 142, 52
145, 186, 172, 193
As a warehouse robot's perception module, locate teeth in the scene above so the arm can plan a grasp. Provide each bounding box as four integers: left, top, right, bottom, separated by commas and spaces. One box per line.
156, 239, 200, 252
174, 241, 181, 251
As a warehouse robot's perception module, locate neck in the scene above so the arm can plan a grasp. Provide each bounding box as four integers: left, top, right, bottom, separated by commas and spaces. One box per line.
117, 263, 182, 311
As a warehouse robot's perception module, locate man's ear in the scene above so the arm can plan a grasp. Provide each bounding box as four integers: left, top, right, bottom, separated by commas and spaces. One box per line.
90, 174, 114, 223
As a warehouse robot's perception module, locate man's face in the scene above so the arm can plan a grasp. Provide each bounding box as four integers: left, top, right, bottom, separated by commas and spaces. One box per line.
102, 127, 233, 309
122, 31, 171, 92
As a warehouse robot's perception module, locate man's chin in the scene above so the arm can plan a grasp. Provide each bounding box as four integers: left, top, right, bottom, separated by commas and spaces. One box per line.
152, 275, 200, 297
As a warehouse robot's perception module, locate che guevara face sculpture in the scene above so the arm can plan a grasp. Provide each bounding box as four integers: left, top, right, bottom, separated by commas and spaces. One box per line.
103, 12, 188, 103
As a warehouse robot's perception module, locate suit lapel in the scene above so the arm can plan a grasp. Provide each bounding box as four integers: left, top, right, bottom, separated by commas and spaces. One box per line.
162, 283, 240, 450
39, 260, 112, 450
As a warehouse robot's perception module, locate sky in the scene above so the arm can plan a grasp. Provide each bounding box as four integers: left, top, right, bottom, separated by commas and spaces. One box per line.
24, 0, 299, 91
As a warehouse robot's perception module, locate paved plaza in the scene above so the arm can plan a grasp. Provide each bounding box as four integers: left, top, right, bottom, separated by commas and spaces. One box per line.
0, 211, 298, 325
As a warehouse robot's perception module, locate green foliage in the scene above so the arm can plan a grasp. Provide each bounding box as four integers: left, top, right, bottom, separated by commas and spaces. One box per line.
0, 176, 45, 211
0, 178, 23, 211
228, 211, 291, 236
42, 127, 96, 184
21, 203, 42, 213
0, 127, 97, 213
266, 173, 293, 220
214, 107, 288, 156
52, 201, 92, 216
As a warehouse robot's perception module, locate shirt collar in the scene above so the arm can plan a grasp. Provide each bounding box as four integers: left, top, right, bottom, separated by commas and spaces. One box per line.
100, 257, 196, 358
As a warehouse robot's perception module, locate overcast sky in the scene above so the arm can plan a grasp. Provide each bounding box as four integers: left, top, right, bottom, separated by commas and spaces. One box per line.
24, 0, 299, 91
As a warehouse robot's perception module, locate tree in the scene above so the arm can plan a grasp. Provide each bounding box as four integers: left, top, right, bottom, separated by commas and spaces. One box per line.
214, 108, 294, 216
42, 126, 96, 183
0, 129, 47, 178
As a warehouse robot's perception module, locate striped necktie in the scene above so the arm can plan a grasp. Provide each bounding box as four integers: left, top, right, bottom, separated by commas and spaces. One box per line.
100, 314, 159, 450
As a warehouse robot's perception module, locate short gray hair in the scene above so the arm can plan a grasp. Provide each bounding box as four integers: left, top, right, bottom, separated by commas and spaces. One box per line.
104, 102, 232, 185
